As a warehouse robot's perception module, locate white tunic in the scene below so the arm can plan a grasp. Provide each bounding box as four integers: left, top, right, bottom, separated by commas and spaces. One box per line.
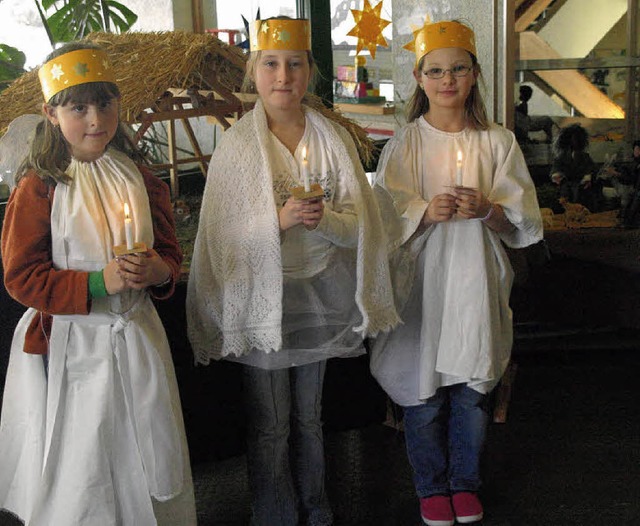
371, 118, 543, 407
0, 149, 196, 525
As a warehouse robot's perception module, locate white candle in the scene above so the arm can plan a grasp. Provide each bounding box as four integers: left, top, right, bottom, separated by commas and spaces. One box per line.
124, 202, 134, 250
301, 146, 311, 192
456, 150, 463, 186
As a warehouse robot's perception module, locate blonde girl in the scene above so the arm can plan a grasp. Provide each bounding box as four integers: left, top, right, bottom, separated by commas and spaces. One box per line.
187, 17, 397, 526
371, 20, 543, 526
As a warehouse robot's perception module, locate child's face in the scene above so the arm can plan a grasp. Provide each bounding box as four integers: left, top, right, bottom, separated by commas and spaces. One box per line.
43, 97, 119, 162
415, 47, 476, 112
252, 50, 311, 115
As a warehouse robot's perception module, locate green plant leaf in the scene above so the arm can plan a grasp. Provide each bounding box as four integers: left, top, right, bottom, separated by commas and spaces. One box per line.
0, 44, 27, 86
41, 0, 138, 43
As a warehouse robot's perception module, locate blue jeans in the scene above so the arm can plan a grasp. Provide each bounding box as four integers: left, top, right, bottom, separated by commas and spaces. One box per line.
403, 384, 489, 498
243, 362, 333, 526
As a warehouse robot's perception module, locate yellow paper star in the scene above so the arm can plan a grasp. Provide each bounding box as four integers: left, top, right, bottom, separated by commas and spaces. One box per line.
347, 0, 390, 60
51, 63, 64, 80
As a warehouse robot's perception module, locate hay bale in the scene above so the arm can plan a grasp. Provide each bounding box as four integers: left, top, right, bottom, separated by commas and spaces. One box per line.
0, 31, 374, 164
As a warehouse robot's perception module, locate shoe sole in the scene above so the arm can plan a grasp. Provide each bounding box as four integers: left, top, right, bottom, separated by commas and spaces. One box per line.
456, 513, 484, 523
421, 518, 455, 526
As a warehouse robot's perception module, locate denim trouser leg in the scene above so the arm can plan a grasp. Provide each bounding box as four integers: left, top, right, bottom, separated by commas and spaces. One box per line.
448, 384, 489, 494
243, 366, 298, 526
403, 389, 450, 498
290, 361, 333, 526
403, 385, 489, 498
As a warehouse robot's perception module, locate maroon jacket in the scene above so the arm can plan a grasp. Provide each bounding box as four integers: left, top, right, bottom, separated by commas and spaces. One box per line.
1, 165, 182, 354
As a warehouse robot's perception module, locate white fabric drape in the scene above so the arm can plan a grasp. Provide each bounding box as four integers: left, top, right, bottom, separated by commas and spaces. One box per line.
0, 149, 195, 525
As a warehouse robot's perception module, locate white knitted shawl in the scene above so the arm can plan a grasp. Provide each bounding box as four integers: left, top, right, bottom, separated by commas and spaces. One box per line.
187, 100, 399, 364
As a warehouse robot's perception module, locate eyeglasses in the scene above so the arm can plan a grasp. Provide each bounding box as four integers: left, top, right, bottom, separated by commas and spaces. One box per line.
422, 65, 472, 79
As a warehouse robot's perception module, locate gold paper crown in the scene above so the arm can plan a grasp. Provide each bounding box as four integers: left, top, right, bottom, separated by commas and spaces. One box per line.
249, 19, 311, 52
38, 48, 116, 102
403, 20, 476, 66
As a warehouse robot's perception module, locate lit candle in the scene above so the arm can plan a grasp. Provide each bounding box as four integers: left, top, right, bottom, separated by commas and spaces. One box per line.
301, 145, 311, 192
456, 150, 463, 186
124, 202, 134, 250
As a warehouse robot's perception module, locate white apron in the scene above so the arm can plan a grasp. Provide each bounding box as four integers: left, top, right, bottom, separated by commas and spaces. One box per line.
0, 149, 196, 525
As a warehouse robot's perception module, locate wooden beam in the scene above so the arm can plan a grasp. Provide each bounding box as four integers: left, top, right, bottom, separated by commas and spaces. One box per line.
191, 0, 204, 33
167, 118, 178, 197
519, 31, 625, 118
515, 0, 554, 32
180, 117, 208, 175
129, 103, 240, 125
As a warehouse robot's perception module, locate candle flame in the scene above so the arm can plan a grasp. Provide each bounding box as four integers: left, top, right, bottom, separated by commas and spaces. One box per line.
302, 145, 308, 162
124, 202, 130, 219
457, 150, 463, 163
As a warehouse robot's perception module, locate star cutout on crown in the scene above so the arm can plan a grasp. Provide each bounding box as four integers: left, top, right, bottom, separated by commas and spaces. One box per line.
74, 62, 89, 77
51, 63, 64, 80
275, 29, 291, 44
402, 15, 432, 54
347, 0, 390, 60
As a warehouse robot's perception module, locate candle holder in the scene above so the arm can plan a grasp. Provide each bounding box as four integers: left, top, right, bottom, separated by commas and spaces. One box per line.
289, 183, 324, 200
113, 242, 148, 257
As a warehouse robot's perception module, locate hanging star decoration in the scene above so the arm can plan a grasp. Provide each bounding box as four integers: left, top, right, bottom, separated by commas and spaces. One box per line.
347, 0, 390, 59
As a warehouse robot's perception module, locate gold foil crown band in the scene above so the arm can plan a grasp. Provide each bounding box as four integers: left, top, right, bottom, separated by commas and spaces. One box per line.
38, 48, 117, 102
250, 19, 311, 52
404, 20, 477, 66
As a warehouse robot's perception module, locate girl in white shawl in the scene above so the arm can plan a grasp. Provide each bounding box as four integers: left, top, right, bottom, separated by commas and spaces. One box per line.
187, 17, 398, 526
371, 20, 543, 526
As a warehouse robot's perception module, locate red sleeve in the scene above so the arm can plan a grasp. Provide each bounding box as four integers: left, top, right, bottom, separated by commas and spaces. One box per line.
139, 166, 183, 300
1, 173, 90, 314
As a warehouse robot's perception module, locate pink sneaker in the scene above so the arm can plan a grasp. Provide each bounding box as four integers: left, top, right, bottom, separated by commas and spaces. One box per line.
452, 492, 484, 523
419, 495, 454, 526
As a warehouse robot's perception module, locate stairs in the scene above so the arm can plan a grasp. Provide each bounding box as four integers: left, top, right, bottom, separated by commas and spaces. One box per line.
516, 0, 627, 118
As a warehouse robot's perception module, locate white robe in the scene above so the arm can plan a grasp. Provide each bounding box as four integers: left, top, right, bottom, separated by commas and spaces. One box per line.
371, 118, 543, 407
0, 149, 196, 525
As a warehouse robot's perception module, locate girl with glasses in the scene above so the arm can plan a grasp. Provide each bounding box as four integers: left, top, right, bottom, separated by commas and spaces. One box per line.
371, 19, 543, 526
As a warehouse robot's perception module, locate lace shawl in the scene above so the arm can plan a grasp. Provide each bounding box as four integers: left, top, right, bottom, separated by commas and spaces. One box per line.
187, 100, 399, 364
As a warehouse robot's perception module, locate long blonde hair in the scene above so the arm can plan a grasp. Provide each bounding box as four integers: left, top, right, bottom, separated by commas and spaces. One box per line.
406, 51, 489, 129
17, 41, 142, 186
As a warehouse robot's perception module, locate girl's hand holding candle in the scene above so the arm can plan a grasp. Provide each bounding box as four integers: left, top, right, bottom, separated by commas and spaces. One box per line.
124, 202, 134, 250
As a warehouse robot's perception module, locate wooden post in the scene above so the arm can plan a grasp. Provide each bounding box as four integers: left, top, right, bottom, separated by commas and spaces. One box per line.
191, 0, 204, 33
167, 117, 179, 198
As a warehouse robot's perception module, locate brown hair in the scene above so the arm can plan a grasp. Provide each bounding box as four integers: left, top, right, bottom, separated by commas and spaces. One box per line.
405, 51, 489, 130
17, 41, 142, 186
